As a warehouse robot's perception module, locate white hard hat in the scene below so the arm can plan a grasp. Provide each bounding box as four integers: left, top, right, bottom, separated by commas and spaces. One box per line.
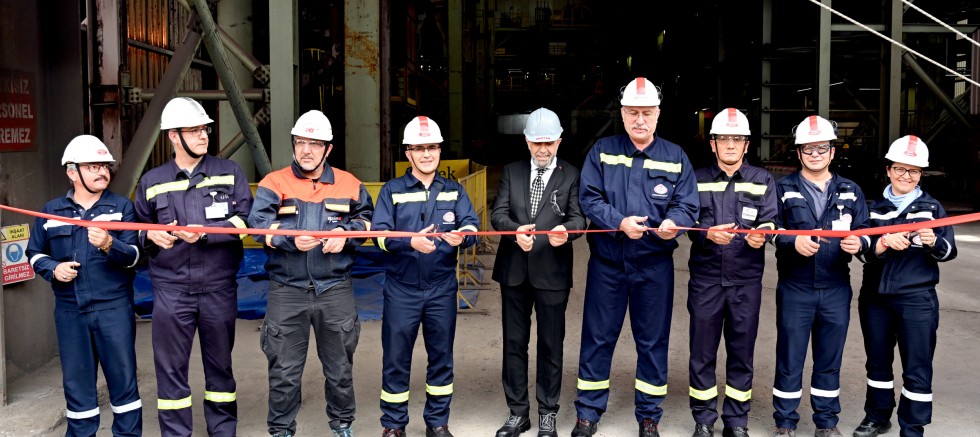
403, 116, 444, 145
291, 110, 333, 141
524, 108, 563, 142
62, 135, 115, 165
160, 97, 214, 130
710, 108, 751, 136
793, 115, 837, 144
885, 135, 929, 167
620, 77, 661, 107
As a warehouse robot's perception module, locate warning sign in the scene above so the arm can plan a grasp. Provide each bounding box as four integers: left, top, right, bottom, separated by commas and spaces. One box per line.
0, 69, 37, 152
2, 223, 35, 285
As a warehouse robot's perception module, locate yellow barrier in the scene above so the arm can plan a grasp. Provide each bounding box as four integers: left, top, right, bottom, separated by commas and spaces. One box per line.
456, 164, 490, 312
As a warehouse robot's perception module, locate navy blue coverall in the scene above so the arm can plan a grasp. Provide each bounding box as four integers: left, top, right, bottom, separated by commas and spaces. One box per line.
26, 189, 142, 436
687, 163, 777, 428
134, 155, 252, 437
372, 170, 479, 430
576, 134, 699, 424
771, 172, 870, 430
859, 192, 956, 437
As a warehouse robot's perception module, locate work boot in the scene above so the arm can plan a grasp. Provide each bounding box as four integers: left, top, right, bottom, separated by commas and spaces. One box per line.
332, 422, 354, 437
853, 419, 892, 437
271, 432, 293, 437
570, 418, 598, 437
382, 429, 406, 437
496, 415, 531, 437
425, 425, 454, 437
693, 423, 713, 437
774, 428, 796, 437
723, 426, 750, 437
639, 418, 660, 437
538, 412, 558, 437
814, 428, 843, 437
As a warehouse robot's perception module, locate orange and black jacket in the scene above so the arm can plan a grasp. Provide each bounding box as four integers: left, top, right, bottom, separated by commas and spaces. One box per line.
249, 162, 374, 294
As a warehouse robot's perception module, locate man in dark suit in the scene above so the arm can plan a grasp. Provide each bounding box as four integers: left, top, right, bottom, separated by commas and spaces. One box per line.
491, 108, 587, 437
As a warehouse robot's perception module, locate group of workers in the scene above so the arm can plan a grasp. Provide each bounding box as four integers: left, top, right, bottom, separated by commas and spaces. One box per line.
24, 75, 956, 437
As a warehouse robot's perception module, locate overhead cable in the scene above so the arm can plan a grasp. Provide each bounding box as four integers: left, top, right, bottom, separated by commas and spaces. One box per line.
900, 0, 980, 51
805, 0, 980, 89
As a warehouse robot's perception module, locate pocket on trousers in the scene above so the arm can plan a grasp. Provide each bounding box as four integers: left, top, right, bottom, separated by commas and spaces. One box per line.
326, 314, 361, 355
260, 321, 302, 358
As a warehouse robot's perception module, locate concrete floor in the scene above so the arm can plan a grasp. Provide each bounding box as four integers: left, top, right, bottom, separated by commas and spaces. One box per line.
5, 222, 980, 436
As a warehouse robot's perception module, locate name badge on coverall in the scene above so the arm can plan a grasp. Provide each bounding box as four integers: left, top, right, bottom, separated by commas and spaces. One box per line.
205, 191, 229, 219
831, 205, 851, 231
741, 206, 758, 221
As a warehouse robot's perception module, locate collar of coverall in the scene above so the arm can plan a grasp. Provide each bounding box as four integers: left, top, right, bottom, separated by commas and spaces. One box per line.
290, 160, 335, 184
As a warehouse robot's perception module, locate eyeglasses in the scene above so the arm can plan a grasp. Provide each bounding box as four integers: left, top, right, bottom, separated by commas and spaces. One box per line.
178, 126, 211, 136
890, 166, 922, 178
408, 144, 441, 153
799, 144, 831, 156
71, 163, 112, 173
714, 136, 747, 145
550, 190, 564, 217
293, 138, 327, 148
622, 109, 658, 121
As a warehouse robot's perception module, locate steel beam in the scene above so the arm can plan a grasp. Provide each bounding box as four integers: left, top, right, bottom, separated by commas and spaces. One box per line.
761, 0, 772, 160
880, 0, 902, 156
138, 88, 266, 101
902, 52, 972, 129
269, 0, 297, 169
175, 0, 269, 84
832, 23, 979, 34
817, 0, 831, 117
344, 0, 382, 181
448, 0, 464, 155
189, 0, 272, 176
111, 13, 203, 196
93, 0, 125, 164
219, 106, 272, 158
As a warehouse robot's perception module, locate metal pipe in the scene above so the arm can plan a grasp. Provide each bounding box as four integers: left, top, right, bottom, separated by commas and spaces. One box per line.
189, 0, 273, 176
140, 88, 266, 101
902, 52, 972, 130
220, 106, 271, 158
111, 13, 203, 197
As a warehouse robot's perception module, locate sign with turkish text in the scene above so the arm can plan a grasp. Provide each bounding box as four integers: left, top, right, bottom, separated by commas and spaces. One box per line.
2, 223, 35, 285
0, 69, 37, 152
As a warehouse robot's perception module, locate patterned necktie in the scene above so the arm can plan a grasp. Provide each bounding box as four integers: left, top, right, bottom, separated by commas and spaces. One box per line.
530, 167, 546, 218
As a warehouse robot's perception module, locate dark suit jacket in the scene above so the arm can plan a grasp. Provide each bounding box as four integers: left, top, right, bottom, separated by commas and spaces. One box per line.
491, 158, 587, 290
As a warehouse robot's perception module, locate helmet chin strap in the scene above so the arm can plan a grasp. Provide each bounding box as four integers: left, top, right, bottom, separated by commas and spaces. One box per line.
407, 153, 436, 176
178, 131, 204, 159
75, 172, 99, 194
292, 148, 328, 176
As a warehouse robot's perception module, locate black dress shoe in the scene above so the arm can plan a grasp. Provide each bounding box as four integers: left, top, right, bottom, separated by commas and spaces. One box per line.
639, 419, 660, 437
496, 415, 531, 437
382, 428, 406, 437
722, 426, 750, 437
571, 418, 598, 437
426, 425, 454, 437
538, 412, 558, 437
693, 423, 714, 437
853, 419, 892, 437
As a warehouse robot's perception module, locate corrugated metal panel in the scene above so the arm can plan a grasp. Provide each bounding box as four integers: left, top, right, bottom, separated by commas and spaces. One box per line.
127, 0, 205, 169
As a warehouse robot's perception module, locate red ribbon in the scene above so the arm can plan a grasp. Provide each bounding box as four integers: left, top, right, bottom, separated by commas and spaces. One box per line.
2, 203, 975, 239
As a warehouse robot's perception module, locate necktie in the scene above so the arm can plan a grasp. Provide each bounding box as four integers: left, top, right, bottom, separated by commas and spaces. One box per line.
530, 167, 546, 218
